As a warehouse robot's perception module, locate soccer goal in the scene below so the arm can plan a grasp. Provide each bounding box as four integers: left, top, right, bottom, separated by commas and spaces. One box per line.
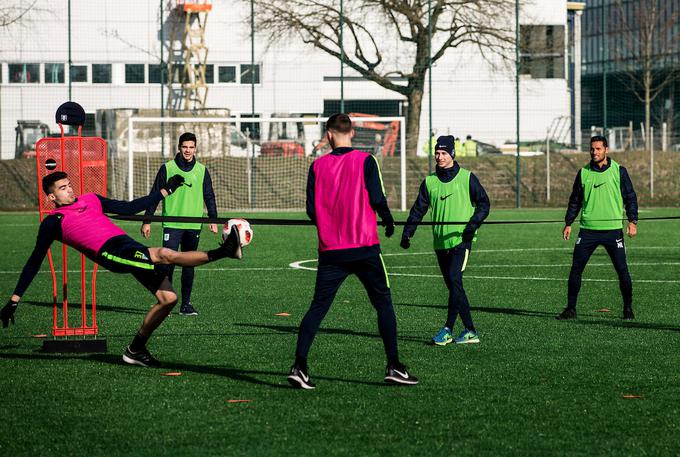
111, 115, 407, 211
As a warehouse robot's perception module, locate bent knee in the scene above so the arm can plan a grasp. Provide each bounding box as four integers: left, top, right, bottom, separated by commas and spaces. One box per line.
157, 290, 178, 307
153, 247, 179, 264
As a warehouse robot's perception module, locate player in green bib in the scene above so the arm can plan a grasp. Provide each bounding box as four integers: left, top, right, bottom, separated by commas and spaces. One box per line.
401, 135, 490, 345
142, 132, 218, 316
557, 135, 638, 321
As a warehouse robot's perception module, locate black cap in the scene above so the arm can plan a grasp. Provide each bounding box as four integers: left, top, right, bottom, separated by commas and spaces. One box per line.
435, 135, 455, 157
55, 101, 86, 126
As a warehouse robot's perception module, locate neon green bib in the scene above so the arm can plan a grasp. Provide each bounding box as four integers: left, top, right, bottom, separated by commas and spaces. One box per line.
580, 159, 624, 230
425, 167, 475, 250
162, 160, 206, 230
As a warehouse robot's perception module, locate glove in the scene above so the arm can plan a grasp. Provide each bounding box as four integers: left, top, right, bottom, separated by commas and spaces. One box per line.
383, 217, 395, 238
462, 227, 475, 243
1, 300, 18, 328
400, 237, 410, 250
163, 175, 185, 195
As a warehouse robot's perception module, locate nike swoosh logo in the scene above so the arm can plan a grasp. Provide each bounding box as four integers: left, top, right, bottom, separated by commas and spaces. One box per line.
300, 372, 309, 382
394, 369, 409, 379
616, 239, 623, 243
440, 193, 453, 201
184, 183, 193, 187
594, 183, 605, 188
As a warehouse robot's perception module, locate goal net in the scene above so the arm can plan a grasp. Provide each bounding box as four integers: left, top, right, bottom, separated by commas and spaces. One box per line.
108, 115, 407, 212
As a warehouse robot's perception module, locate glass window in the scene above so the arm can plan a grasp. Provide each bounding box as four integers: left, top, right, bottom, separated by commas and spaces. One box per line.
148, 64, 168, 84
218, 65, 236, 83
519, 25, 565, 79
240, 114, 261, 141
70, 65, 88, 83
125, 64, 145, 83
92, 64, 111, 83
44, 63, 65, 83
240, 64, 260, 84
9, 63, 39, 83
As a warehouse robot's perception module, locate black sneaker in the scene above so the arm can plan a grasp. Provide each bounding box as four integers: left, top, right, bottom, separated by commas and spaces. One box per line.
220, 226, 243, 260
287, 365, 316, 390
179, 303, 198, 316
384, 363, 419, 385
623, 308, 635, 320
122, 346, 161, 368
555, 307, 577, 320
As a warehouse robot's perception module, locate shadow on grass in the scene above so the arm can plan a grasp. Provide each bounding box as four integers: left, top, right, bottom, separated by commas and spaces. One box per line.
25, 300, 146, 315
0, 351, 385, 388
395, 302, 680, 333
234, 322, 425, 344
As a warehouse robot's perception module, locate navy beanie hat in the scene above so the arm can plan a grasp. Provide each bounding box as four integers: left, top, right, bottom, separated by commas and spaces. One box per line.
435, 135, 455, 157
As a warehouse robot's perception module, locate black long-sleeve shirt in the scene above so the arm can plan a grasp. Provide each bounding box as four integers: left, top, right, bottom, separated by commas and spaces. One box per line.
564, 159, 638, 226
143, 153, 218, 223
13, 192, 164, 297
402, 162, 490, 240
306, 147, 393, 262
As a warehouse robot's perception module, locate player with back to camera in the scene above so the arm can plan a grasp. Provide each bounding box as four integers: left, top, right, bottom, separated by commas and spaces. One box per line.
1, 171, 243, 367
401, 135, 490, 346
287, 113, 419, 389
556, 135, 638, 321
141, 132, 218, 317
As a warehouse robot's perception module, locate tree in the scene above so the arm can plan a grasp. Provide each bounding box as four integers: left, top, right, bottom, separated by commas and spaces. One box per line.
0, 0, 39, 27
248, 0, 515, 155
612, 0, 680, 150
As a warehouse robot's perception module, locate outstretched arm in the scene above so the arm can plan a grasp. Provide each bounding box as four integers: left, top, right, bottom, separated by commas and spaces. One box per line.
4, 216, 60, 327
98, 191, 165, 216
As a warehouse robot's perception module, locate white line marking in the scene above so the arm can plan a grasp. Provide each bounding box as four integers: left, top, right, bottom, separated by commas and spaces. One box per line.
0, 267, 291, 274
387, 262, 680, 269
389, 273, 680, 284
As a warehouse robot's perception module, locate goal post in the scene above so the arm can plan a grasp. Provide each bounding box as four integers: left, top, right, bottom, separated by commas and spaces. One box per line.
122, 116, 407, 211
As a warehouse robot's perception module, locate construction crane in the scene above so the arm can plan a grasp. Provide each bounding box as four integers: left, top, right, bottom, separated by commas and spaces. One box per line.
166, 0, 212, 111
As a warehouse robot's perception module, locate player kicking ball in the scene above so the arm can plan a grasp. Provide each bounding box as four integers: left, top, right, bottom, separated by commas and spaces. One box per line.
1, 171, 243, 367
401, 135, 490, 346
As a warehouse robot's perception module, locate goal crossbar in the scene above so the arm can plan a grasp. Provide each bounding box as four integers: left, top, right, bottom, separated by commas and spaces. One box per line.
127, 116, 407, 210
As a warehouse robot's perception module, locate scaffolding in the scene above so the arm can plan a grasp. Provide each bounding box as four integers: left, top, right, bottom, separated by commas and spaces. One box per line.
166, 0, 212, 111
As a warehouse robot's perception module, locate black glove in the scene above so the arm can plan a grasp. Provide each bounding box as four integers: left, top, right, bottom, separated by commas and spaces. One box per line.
400, 237, 410, 250
383, 217, 395, 238
462, 227, 475, 243
163, 175, 185, 195
1, 300, 18, 328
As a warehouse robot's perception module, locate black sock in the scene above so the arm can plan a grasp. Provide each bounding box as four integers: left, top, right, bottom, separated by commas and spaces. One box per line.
207, 248, 224, 262
295, 356, 308, 371
467, 326, 476, 333
387, 354, 400, 367
130, 332, 149, 352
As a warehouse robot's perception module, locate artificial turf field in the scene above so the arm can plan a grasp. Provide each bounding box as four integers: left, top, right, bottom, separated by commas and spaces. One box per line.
1, 208, 679, 456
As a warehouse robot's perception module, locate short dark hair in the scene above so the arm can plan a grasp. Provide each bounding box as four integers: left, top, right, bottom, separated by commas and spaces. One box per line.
590, 135, 608, 148
326, 113, 352, 134
178, 132, 197, 149
42, 171, 68, 195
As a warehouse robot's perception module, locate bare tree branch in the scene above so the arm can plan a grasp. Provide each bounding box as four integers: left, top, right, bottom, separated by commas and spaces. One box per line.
246, 0, 516, 155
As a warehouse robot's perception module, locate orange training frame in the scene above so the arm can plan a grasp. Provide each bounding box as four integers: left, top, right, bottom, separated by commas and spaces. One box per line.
35, 125, 107, 337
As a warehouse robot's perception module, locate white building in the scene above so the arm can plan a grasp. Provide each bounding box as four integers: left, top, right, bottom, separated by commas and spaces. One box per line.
0, 0, 572, 160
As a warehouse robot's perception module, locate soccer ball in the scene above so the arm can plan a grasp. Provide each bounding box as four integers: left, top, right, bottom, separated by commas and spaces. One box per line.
223, 218, 253, 247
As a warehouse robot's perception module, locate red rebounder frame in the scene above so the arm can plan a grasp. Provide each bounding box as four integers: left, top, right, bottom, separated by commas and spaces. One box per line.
35, 125, 107, 338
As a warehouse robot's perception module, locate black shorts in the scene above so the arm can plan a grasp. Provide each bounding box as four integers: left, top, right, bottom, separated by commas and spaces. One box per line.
96, 235, 166, 294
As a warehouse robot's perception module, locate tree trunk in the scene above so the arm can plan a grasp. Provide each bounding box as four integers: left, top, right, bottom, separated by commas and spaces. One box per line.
645, 70, 651, 152
405, 83, 425, 157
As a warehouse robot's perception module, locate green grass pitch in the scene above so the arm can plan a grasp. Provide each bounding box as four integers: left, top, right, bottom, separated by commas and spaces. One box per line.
1, 208, 679, 456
